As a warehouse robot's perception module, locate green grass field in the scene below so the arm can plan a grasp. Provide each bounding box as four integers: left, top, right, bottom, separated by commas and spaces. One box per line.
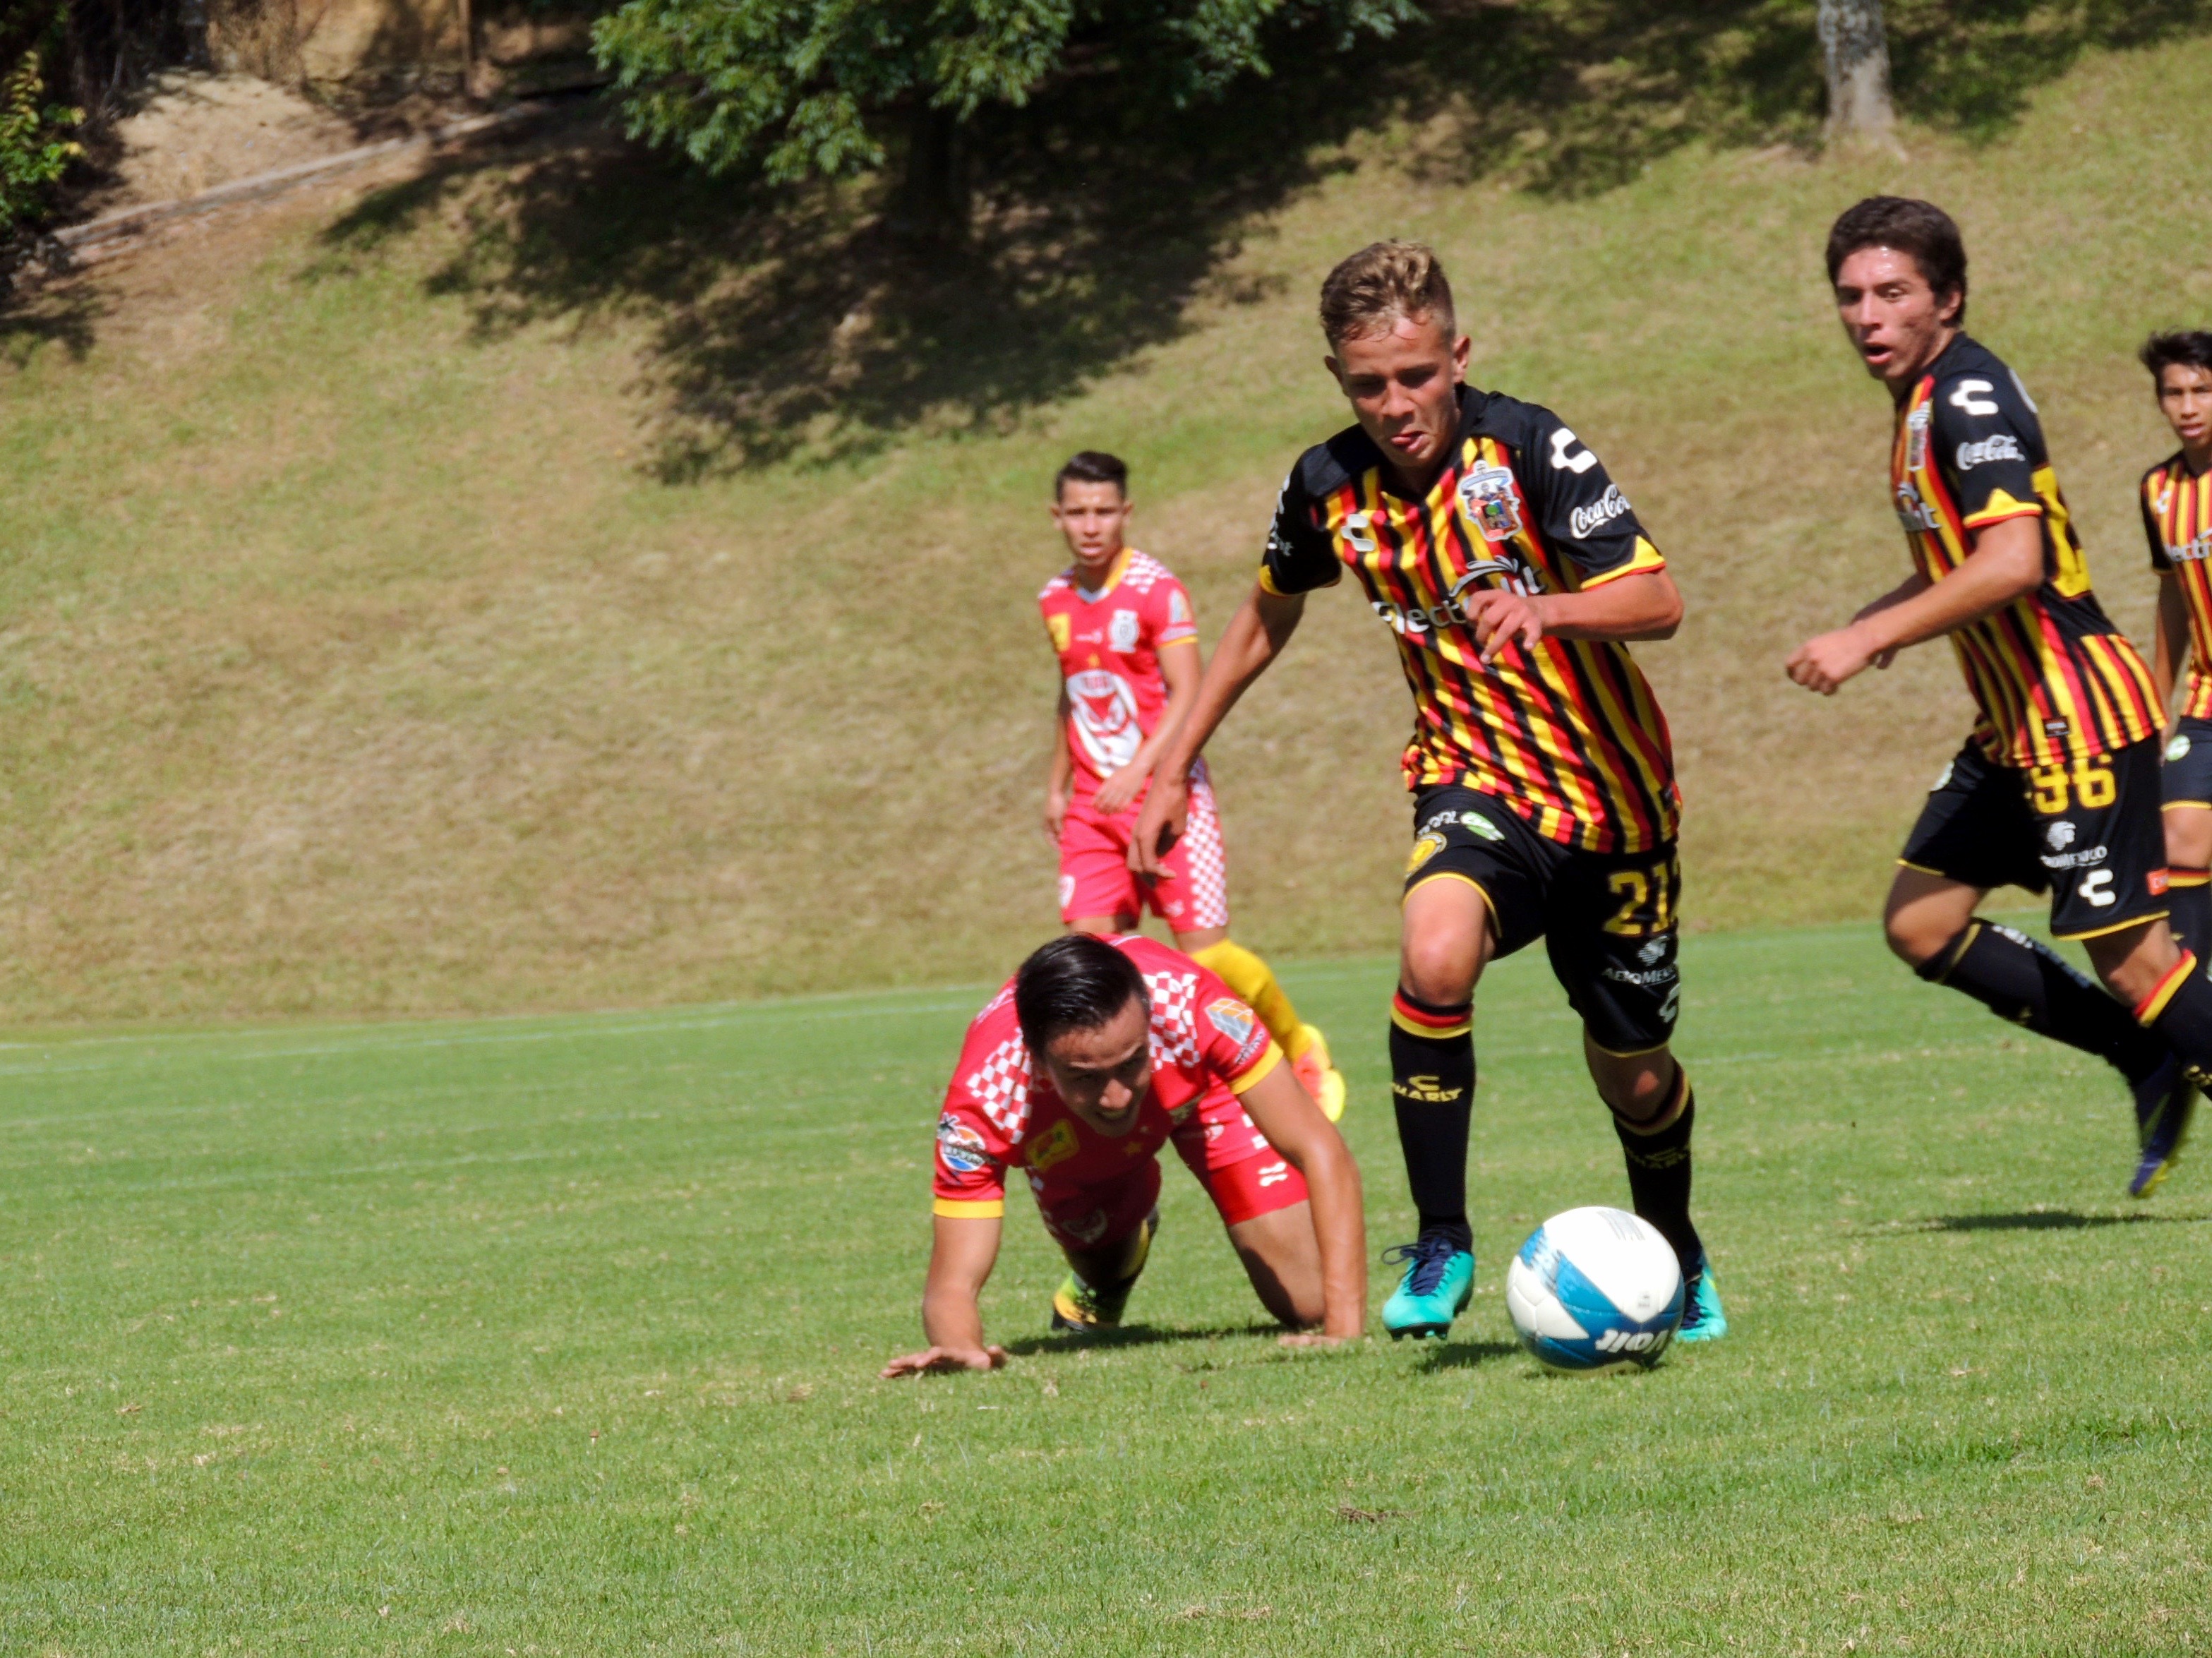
8, 923, 2209, 1654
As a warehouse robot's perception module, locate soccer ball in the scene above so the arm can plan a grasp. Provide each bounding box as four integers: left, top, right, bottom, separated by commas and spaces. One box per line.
1505, 1206, 1684, 1374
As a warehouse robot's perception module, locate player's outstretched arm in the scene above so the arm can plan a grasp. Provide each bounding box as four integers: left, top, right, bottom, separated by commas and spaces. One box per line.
881, 1215, 1009, 1378
1786, 518, 2041, 695
1130, 585, 1305, 876
1236, 1059, 1366, 1342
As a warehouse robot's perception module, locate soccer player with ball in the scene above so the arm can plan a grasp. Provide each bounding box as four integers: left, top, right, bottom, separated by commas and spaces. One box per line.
881, 933, 1364, 1375
1132, 241, 1725, 1347
1787, 197, 2202, 1196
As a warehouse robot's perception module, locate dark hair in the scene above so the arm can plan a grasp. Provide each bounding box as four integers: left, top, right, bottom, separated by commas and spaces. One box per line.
1014, 935, 1148, 1054
1826, 196, 1968, 326
1054, 451, 1128, 499
2141, 331, 2212, 383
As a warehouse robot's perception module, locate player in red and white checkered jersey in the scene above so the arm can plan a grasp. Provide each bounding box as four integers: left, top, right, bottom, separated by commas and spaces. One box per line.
881, 933, 1366, 1375
1042, 450, 1347, 1122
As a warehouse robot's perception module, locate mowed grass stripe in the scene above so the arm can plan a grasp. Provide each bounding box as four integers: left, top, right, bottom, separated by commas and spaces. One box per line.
4, 925, 2208, 1653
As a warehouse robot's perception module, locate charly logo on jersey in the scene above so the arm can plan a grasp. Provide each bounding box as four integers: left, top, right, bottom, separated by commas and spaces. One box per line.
1457, 463, 1525, 540
1340, 511, 1378, 554
1066, 667, 1143, 771
1906, 403, 1932, 471
1568, 484, 1630, 540
1956, 435, 2024, 471
937, 1114, 991, 1174
1109, 608, 1140, 653
1372, 559, 1543, 641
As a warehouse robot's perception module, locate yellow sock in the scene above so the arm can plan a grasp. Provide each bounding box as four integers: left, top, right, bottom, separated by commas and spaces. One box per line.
1189, 939, 1311, 1058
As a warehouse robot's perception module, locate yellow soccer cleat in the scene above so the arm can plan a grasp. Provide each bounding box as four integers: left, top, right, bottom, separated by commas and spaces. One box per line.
1292, 1023, 1347, 1122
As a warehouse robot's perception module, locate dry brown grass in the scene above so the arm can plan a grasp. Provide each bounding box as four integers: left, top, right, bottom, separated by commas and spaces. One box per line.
1, 41, 2207, 1023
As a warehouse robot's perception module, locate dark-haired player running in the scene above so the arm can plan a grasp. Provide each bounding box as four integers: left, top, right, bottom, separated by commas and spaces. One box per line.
1787, 196, 2196, 1196
1133, 241, 1724, 1345
2140, 332, 2212, 986
881, 933, 1365, 1375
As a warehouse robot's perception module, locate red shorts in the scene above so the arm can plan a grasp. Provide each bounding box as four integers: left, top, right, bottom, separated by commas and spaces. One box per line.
1031, 1138, 1309, 1252
1058, 764, 1229, 932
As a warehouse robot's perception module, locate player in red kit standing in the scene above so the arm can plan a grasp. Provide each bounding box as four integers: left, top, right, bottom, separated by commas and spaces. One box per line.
1042, 451, 1347, 1121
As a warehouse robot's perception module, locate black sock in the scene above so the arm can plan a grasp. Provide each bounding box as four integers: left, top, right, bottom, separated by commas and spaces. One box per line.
2170, 873, 2212, 965
1612, 1072, 1704, 1282
1919, 918, 2167, 1084
2141, 952, 2212, 1087
1389, 989, 1476, 1252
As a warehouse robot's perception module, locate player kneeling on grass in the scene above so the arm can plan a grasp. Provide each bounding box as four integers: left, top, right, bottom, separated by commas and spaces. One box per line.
881, 934, 1366, 1376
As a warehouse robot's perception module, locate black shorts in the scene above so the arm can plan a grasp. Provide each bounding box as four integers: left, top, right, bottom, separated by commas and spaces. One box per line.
1899, 738, 2170, 942
2163, 716, 2212, 810
1403, 785, 1681, 1054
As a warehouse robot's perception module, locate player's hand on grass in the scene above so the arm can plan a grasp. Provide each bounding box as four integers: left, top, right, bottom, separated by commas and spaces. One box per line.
1785, 625, 1877, 695
1461, 589, 1544, 664
1129, 773, 1189, 877
1092, 763, 1148, 817
880, 1344, 1009, 1378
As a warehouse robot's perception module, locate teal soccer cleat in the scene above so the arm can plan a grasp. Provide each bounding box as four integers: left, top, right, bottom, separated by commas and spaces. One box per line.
1676, 1255, 1728, 1343
1382, 1234, 1474, 1340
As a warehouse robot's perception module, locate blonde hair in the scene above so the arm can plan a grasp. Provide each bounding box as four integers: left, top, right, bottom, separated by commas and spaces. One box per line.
1319, 241, 1456, 348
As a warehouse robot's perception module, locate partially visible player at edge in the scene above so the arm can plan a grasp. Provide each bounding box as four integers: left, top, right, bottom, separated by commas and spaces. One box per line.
881, 933, 1365, 1375
2139, 332, 2212, 978
1786, 197, 2199, 1199
1132, 242, 1725, 1345
1041, 450, 1347, 1120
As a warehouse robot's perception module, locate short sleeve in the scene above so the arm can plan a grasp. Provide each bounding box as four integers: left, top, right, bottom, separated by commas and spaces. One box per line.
1190, 975, 1283, 1095
1150, 575, 1199, 649
1258, 463, 1343, 596
1515, 409, 1665, 589
1930, 370, 2043, 531
931, 1095, 1008, 1217
2145, 472, 2174, 572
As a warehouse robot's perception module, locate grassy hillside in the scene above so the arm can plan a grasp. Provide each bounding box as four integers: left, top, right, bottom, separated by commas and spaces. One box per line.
4, 35, 2212, 1021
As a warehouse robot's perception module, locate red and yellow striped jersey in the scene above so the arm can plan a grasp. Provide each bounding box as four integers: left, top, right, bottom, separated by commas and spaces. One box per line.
1891, 335, 2158, 767
1261, 387, 1676, 853
2141, 452, 2212, 721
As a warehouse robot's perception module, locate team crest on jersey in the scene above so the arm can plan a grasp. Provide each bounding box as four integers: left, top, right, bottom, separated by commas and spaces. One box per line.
1028, 1117, 1080, 1172
1047, 612, 1071, 653
1906, 403, 1931, 471
1109, 608, 1140, 653
1204, 998, 1266, 1066
1457, 463, 1524, 541
937, 1114, 991, 1174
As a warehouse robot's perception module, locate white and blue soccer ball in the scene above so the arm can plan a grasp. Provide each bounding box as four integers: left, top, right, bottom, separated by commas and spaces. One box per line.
1505, 1206, 1684, 1374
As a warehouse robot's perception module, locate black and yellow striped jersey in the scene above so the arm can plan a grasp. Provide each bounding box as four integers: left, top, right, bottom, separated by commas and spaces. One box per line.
1261, 385, 1676, 854
2141, 452, 2212, 721
1892, 335, 2158, 767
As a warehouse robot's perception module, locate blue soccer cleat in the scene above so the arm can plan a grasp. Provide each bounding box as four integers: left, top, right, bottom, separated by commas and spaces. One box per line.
2130, 1054, 2194, 1199
1676, 1255, 1728, 1343
1381, 1234, 1474, 1340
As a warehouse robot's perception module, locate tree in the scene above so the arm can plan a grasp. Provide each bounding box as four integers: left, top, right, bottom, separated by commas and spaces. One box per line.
0, 49, 78, 233
590, 0, 1422, 236
1817, 0, 1894, 148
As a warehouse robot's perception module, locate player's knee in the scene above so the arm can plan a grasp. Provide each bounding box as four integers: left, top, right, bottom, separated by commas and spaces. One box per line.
1400, 933, 1477, 1005
1883, 911, 1946, 968
1592, 1051, 1673, 1122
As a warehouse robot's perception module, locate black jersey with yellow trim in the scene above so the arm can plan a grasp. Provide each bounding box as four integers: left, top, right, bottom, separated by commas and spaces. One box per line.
1892, 334, 2158, 769
1261, 385, 1677, 853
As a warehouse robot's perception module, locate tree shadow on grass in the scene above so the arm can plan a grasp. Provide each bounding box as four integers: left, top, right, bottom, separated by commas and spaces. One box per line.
0, 275, 102, 368
1001, 1321, 1290, 1357
306, 1, 2212, 477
